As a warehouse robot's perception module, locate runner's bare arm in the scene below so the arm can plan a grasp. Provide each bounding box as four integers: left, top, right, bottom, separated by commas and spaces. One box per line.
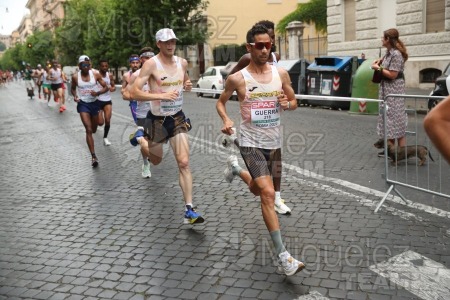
278, 68, 297, 111
92, 73, 108, 97
216, 73, 239, 135
71, 74, 79, 101
182, 59, 192, 92
229, 54, 251, 75
121, 73, 131, 100
128, 59, 178, 102
109, 74, 116, 92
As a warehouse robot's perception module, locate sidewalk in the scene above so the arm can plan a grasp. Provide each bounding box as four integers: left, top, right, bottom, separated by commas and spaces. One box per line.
0, 82, 449, 300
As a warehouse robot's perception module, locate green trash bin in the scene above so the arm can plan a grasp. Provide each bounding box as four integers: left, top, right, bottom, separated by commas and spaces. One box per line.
349, 59, 379, 115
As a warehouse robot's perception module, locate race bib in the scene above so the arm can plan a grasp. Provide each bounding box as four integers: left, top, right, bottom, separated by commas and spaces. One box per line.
160, 91, 183, 114
250, 100, 281, 128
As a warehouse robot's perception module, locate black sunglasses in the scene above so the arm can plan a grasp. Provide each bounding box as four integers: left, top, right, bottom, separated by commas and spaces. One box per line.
249, 42, 272, 50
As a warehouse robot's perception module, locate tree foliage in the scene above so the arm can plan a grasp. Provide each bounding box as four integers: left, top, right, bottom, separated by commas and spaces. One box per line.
277, 0, 327, 34
1, 0, 209, 70
56, 0, 209, 68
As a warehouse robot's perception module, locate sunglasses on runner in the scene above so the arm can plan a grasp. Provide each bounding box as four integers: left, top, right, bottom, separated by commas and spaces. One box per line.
80, 63, 90, 68
249, 42, 272, 50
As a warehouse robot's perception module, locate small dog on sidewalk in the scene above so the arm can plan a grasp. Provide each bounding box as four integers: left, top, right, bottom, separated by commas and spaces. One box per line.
388, 141, 434, 166
373, 139, 434, 166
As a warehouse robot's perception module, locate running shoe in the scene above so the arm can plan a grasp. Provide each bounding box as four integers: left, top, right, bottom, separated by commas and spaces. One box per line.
62, 105, 66, 111
59, 107, 64, 113
221, 127, 237, 148
377, 151, 384, 157
129, 126, 144, 146
275, 199, 292, 215
277, 251, 305, 276
39, 95, 41, 99
103, 138, 111, 146
142, 164, 151, 178
91, 157, 99, 168
184, 207, 205, 224
223, 155, 239, 183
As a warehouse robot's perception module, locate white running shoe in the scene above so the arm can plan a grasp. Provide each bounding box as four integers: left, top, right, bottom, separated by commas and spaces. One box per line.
224, 155, 239, 183
277, 251, 305, 276
142, 164, 151, 178
275, 199, 291, 215
221, 127, 237, 148
103, 138, 111, 146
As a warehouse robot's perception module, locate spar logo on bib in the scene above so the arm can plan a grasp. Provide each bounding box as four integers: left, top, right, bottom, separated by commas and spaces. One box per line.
251, 100, 280, 109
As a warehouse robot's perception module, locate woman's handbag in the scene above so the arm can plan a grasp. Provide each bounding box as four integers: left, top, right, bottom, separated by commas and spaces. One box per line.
372, 69, 382, 83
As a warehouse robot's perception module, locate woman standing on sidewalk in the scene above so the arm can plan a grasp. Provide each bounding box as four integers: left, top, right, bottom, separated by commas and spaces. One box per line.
372, 28, 408, 154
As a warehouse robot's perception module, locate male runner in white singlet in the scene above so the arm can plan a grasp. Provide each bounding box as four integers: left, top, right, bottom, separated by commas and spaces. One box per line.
127, 28, 204, 225
216, 24, 305, 276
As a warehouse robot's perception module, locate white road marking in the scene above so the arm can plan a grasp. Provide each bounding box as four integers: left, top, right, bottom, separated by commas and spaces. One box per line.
112, 110, 450, 222
369, 251, 450, 300
295, 290, 329, 299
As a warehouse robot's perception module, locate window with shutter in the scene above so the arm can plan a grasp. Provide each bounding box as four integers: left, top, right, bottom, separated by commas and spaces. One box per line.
344, 0, 356, 41
426, 0, 445, 33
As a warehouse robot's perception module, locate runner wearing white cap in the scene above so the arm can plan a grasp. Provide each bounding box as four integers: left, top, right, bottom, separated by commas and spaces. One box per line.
71, 55, 109, 167
126, 28, 205, 225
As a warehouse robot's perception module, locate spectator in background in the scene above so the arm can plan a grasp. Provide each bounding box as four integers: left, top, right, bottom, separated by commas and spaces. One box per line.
372, 28, 408, 157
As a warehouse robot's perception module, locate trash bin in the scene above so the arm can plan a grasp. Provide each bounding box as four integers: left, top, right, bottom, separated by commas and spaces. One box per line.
277, 59, 309, 105
306, 56, 358, 110
349, 59, 379, 115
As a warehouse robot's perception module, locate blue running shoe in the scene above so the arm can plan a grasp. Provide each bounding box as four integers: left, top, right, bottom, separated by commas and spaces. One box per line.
129, 126, 144, 146
184, 207, 205, 224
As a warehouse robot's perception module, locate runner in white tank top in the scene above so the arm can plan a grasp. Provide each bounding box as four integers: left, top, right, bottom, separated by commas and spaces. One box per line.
148, 55, 185, 116
71, 55, 108, 168
221, 20, 289, 215
126, 28, 204, 225
95, 59, 116, 146
239, 65, 282, 149
217, 24, 304, 277
128, 48, 155, 179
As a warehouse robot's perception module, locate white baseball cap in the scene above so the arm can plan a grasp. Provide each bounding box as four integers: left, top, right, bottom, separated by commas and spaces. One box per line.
37, 64, 41, 67
78, 55, 90, 63
155, 28, 178, 42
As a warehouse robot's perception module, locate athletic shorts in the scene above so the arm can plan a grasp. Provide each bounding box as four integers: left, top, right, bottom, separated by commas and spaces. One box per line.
77, 100, 100, 116
42, 83, 51, 89
239, 147, 282, 180
98, 100, 112, 110
144, 110, 190, 144
51, 83, 63, 91
25, 80, 35, 89
136, 118, 146, 127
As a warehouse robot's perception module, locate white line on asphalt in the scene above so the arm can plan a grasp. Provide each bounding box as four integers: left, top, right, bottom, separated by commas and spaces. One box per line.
294, 290, 330, 299
369, 250, 450, 300
111, 110, 450, 221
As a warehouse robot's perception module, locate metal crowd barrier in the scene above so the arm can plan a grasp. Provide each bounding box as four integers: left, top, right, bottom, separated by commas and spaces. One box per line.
374, 94, 450, 212
191, 88, 450, 213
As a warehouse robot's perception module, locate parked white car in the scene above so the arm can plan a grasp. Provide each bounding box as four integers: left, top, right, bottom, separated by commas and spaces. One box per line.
196, 66, 226, 99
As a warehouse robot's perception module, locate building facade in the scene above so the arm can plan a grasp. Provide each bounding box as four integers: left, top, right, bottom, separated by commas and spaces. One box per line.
327, 0, 450, 89
17, 15, 33, 43
25, 0, 66, 32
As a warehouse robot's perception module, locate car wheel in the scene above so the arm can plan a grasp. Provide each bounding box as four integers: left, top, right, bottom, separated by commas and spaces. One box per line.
196, 85, 203, 97
212, 86, 219, 99
428, 92, 444, 110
